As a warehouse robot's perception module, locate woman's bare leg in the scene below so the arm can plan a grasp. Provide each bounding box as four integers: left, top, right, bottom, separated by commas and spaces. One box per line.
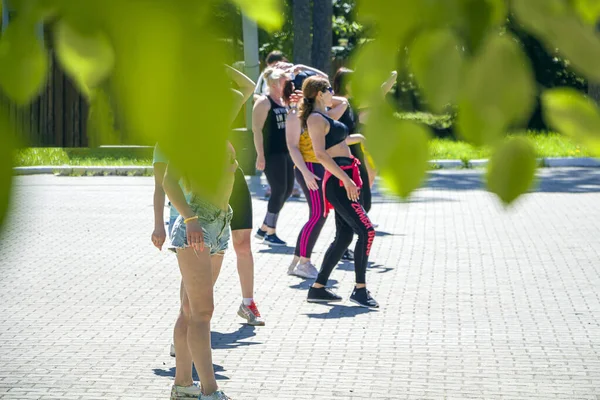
173, 281, 194, 386
231, 229, 253, 299
177, 247, 218, 395
211, 253, 225, 286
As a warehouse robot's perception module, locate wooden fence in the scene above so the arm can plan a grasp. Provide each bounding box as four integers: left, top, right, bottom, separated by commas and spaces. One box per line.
2, 51, 89, 147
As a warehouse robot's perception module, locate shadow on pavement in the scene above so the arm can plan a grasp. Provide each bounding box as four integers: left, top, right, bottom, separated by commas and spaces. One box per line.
374, 230, 403, 237
211, 325, 260, 350
337, 261, 391, 274
425, 168, 600, 193
256, 245, 295, 254
289, 279, 338, 290
153, 363, 229, 381
304, 304, 375, 319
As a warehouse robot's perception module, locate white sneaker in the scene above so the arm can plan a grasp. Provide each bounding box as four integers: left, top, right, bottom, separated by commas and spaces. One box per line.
287, 261, 298, 275
170, 383, 201, 399
200, 389, 232, 400
291, 262, 318, 279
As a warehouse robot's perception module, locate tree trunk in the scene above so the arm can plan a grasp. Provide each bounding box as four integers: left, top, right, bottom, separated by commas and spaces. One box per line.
311, 0, 333, 76
292, 0, 312, 65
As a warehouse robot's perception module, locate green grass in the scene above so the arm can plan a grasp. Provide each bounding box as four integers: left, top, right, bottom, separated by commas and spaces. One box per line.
15, 147, 153, 167
13, 133, 594, 168
430, 132, 593, 161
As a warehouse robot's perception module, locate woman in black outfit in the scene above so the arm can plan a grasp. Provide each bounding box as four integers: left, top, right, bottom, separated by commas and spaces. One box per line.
301, 75, 379, 309
252, 68, 293, 246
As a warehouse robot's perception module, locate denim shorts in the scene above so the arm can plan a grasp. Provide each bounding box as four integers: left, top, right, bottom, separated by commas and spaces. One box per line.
168, 196, 233, 256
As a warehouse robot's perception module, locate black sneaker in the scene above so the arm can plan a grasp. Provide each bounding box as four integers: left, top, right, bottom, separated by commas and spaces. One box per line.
264, 233, 286, 246
307, 286, 343, 303
341, 248, 354, 261
255, 228, 266, 240
349, 287, 379, 308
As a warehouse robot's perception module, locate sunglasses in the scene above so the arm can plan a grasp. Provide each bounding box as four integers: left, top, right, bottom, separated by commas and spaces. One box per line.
323, 86, 334, 94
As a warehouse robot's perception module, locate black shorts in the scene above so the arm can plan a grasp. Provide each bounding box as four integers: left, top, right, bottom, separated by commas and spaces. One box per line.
230, 167, 253, 231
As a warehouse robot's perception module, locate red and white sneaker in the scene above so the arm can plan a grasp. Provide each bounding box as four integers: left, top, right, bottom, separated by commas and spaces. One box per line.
237, 301, 265, 326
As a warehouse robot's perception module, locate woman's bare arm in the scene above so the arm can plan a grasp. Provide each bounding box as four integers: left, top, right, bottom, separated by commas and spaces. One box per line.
327, 96, 349, 121
227, 65, 255, 101
162, 163, 195, 220
345, 134, 366, 146
286, 112, 312, 176
252, 96, 270, 170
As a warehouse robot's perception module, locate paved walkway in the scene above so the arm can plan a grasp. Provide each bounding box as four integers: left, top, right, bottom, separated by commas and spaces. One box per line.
1, 168, 599, 400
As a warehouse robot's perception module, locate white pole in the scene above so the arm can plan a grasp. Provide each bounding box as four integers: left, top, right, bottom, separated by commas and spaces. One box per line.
242, 13, 259, 131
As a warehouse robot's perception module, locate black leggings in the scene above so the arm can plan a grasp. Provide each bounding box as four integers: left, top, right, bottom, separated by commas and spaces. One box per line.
294, 162, 327, 258
316, 166, 375, 286
263, 153, 295, 228
350, 145, 371, 213
230, 167, 253, 231
357, 161, 371, 213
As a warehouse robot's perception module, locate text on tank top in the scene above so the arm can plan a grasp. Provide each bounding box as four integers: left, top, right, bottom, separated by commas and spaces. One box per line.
263, 96, 289, 155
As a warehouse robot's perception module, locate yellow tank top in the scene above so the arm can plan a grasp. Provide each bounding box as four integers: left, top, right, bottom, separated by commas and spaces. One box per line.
298, 131, 320, 163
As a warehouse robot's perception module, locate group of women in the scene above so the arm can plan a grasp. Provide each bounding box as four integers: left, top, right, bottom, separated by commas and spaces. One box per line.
151, 55, 396, 399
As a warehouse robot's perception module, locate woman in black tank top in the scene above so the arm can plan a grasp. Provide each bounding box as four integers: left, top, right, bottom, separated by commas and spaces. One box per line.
300, 75, 380, 309
252, 67, 294, 246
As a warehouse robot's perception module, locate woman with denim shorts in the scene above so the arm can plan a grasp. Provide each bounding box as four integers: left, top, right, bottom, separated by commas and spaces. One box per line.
163, 149, 236, 400
154, 66, 253, 400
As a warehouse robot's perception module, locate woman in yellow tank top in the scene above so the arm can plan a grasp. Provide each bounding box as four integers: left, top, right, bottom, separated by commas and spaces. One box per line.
284, 79, 366, 279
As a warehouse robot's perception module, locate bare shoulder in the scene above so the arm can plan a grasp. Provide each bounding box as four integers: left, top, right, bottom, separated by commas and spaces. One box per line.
307, 112, 327, 128
254, 95, 271, 110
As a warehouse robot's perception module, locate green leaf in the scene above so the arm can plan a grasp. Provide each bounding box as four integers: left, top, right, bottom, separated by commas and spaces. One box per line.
542, 88, 600, 155
54, 20, 115, 96
409, 29, 464, 113
513, 0, 600, 82
87, 86, 118, 147
0, 19, 48, 105
459, 0, 507, 51
0, 106, 15, 233
103, 1, 233, 193
571, 0, 600, 25
349, 40, 396, 108
456, 33, 535, 146
366, 103, 431, 199
486, 137, 537, 205
229, 0, 283, 31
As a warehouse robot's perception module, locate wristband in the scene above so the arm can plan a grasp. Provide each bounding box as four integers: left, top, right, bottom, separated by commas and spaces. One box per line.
184, 216, 199, 224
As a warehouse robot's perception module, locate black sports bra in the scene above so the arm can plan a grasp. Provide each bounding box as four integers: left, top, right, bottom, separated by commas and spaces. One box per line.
314, 112, 349, 149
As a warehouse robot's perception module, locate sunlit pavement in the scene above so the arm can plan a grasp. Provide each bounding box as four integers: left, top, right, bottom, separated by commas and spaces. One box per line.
1, 168, 599, 399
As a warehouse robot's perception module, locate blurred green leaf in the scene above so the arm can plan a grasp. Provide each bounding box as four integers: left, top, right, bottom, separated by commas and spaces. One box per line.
459, 0, 507, 51
229, 0, 283, 31
104, 1, 232, 193
87, 87, 118, 147
486, 137, 537, 205
0, 19, 48, 105
514, 0, 600, 82
54, 20, 115, 96
409, 29, 464, 113
349, 40, 396, 108
457, 33, 535, 146
542, 88, 600, 155
0, 106, 15, 232
366, 103, 431, 199
571, 0, 600, 25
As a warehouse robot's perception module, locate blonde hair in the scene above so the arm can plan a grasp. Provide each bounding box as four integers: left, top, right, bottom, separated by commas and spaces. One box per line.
298, 76, 330, 130
263, 67, 287, 92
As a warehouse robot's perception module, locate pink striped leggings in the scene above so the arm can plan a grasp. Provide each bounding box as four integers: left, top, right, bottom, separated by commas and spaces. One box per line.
294, 162, 327, 259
